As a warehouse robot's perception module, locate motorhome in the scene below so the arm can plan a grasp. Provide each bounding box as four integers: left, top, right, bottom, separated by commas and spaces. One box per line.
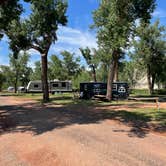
26, 80, 72, 93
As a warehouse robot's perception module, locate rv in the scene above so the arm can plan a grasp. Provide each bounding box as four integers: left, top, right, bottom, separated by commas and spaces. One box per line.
80, 82, 129, 99
26, 80, 72, 93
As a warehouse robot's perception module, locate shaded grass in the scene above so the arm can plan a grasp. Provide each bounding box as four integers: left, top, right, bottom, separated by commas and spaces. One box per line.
105, 108, 166, 137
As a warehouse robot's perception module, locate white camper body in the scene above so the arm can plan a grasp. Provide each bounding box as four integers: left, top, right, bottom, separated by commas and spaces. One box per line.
27, 80, 72, 93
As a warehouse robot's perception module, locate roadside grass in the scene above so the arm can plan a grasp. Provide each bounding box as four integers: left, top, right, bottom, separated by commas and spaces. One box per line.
115, 108, 166, 126
130, 89, 166, 97
104, 108, 166, 137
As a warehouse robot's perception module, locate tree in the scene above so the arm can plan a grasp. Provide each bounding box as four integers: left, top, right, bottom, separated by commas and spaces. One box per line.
0, 0, 22, 39
9, 52, 30, 93
92, 0, 155, 101
79, 47, 97, 82
118, 61, 143, 88
131, 20, 166, 94
0, 71, 5, 91
48, 55, 64, 80
7, 0, 67, 102
0, 65, 13, 89
72, 67, 91, 89
30, 61, 41, 80
61, 51, 81, 80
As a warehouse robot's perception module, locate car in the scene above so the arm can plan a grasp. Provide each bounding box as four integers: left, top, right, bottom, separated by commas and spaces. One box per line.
17, 86, 26, 93
7, 86, 14, 92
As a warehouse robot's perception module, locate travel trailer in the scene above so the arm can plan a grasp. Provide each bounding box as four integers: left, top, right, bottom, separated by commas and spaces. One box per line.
79, 82, 129, 99
26, 80, 72, 93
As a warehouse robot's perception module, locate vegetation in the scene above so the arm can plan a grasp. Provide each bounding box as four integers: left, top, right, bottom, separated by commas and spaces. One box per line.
0, 52, 31, 92
0, 0, 165, 99
0, 0, 22, 40
5, 0, 68, 102
131, 20, 166, 94
92, 0, 156, 101
80, 47, 98, 82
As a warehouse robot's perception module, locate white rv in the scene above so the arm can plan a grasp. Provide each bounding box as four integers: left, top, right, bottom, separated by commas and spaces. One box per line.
27, 80, 72, 93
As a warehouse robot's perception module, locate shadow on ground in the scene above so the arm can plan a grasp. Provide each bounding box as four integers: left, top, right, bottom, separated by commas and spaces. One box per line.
0, 101, 166, 138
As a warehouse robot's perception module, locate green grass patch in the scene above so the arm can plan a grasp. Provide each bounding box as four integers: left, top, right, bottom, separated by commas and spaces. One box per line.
130, 89, 166, 97
130, 89, 150, 96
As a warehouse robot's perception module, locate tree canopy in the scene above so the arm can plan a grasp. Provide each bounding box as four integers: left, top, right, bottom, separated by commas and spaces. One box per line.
6, 0, 68, 101
131, 20, 166, 94
92, 0, 156, 100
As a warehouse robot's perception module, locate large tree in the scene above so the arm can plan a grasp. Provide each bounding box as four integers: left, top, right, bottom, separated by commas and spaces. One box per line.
92, 0, 155, 101
7, 0, 67, 102
80, 47, 97, 82
132, 20, 166, 94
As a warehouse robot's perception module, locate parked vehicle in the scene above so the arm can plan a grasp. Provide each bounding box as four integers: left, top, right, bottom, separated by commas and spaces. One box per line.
7, 86, 14, 92
17, 86, 26, 93
79, 82, 129, 99
26, 80, 72, 93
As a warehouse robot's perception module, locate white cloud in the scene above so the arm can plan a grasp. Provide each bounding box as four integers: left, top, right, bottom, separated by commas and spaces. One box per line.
152, 9, 166, 18
49, 26, 98, 61
0, 26, 98, 66
56, 26, 98, 49
26, 49, 40, 56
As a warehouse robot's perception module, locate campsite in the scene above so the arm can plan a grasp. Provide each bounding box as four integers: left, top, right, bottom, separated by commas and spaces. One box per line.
0, 0, 166, 166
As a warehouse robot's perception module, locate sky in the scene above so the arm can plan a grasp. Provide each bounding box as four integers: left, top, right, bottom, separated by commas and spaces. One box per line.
0, 0, 166, 67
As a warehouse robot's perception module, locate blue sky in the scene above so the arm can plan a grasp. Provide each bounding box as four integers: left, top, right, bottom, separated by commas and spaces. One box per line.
0, 0, 166, 66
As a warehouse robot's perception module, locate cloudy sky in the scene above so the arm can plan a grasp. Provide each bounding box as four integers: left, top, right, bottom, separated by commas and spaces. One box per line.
0, 0, 166, 66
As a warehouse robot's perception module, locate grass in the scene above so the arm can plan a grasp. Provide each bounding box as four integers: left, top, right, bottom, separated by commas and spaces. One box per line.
130, 89, 166, 97
126, 108, 166, 124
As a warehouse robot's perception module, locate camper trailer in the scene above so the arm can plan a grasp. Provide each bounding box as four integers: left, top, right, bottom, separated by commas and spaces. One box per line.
80, 82, 129, 99
26, 80, 72, 93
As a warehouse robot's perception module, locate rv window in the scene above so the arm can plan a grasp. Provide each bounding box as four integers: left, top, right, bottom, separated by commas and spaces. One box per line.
52, 83, 59, 87
62, 82, 66, 87
34, 84, 39, 88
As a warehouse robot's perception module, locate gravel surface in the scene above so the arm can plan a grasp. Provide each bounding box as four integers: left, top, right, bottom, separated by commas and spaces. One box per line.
0, 96, 166, 166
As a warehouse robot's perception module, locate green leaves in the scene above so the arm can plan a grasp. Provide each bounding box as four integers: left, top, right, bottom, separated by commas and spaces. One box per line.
0, 0, 23, 38
61, 51, 81, 79
131, 20, 166, 90
5, 0, 67, 55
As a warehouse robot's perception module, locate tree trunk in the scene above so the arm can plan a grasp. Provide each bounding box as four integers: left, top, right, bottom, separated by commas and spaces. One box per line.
41, 53, 49, 102
14, 73, 18, 93
147, 64, 152, 95
151, 73, 156, 94
106, 57, 116, 101
114, 58, 118, 82
92, 64, 97, 82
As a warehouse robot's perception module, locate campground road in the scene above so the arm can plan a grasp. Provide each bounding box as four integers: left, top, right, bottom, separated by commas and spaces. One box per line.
0, 96, 166, 166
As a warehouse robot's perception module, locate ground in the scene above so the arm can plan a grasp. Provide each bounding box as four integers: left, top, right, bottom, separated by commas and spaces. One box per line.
0, 95, 166, 166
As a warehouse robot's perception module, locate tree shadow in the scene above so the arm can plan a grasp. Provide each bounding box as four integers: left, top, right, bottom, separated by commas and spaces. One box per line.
0, 101, 165, 138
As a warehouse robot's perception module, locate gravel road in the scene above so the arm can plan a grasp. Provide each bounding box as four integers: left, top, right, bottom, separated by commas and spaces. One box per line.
0, 96, 166, 166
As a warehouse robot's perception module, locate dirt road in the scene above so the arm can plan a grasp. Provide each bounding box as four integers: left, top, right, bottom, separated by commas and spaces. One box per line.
0, 96, 166, 166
